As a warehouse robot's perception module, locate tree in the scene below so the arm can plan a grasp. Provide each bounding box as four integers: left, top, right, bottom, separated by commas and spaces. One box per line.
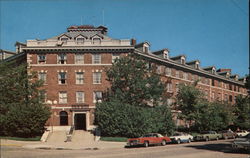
176, 82, 234, 132
0, 62, 51, 137
197, 101, 235, 131
95, 55, 175, 137
175, 81, 205, 128
105, 54, 165, 107
234, 95, 250, 129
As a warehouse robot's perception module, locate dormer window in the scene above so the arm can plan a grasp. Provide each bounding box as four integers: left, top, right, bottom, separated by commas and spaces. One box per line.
93, 38, 101, 45
195, 63, 199, 69
145, 47, 149, 53
58, 54, 67, 64
61, 38, 68, 43
212, 68, 215, 74
163, 52, 169, 59
181, 57, 185, 64
76, 38, 85, 44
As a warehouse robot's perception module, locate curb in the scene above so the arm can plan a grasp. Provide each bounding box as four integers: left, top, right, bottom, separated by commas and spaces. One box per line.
1, 144, 23, 147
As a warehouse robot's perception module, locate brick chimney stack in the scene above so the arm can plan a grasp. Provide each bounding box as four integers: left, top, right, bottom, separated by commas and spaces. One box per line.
131, 38, 136, 46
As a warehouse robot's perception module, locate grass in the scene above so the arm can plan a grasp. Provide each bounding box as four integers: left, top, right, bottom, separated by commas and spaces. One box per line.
100, 137, 128, 142
0, 136, 41, 141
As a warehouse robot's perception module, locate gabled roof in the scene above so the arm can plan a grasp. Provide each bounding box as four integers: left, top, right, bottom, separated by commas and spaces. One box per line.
57, 33, 72, 39
135, 41, 150, 48
203, 66, 216, 70
186, 60, 200, 65
15, 41, 26, 46
152, 49, 169, 55
74, 34, 88, 39
170, 54, 186, 60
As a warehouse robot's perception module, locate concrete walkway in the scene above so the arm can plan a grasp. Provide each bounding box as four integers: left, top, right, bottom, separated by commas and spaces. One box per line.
0, 138, 126, 150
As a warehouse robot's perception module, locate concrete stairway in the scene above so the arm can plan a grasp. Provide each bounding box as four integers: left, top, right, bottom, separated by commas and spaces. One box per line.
46, 131, 67, 143
71, 130, 95, 145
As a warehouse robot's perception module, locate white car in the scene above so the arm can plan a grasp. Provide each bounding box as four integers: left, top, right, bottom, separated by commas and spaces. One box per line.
170, 132, 193, 144
235, 130, 249, 137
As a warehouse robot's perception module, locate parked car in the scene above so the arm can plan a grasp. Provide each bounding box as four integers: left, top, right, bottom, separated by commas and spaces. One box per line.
232, 133, 250, 151
219, 130, 236, 139
235, 130, 249, 137
194, 131, 222, 141
127, 133, 171, 147
170, 132, 193, 144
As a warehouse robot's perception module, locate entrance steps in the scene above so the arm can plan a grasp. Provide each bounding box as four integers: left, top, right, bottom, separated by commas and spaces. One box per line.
46, 131, 67, 143
71, 130, 95, 144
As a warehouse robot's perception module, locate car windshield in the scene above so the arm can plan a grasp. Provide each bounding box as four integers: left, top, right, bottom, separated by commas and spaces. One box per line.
173, 133, 181, 136
142, 134, 152, 137
157, 134, 164, 137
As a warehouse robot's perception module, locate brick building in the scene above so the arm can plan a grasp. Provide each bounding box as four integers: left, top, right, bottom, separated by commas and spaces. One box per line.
10, 25, 247, 132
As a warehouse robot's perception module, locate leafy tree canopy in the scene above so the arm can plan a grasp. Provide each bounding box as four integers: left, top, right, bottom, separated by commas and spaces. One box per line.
0, 62, 50, 137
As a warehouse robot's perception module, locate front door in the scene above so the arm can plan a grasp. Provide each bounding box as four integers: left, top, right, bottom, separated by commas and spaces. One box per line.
74, 113, 86, 130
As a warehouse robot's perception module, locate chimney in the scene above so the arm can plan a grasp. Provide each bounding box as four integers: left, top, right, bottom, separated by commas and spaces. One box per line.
131, 38, 136, 46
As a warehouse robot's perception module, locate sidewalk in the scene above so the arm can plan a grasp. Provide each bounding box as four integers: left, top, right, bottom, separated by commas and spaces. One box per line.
0, 139, 126, 150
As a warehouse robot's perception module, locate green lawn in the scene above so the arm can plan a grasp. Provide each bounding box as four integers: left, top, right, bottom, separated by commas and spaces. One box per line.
0, 136, 41, 141
100, 137, 128, 142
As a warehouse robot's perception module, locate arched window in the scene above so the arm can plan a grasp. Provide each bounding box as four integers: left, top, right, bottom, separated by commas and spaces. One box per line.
60, 111, 68, 126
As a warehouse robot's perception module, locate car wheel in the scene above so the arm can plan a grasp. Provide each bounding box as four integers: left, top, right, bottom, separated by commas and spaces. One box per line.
161, 140, 166, 146
144, 141, 149, 147
177, 139, 181, 144
205, 137, 209, 141
188, 138, 191, 143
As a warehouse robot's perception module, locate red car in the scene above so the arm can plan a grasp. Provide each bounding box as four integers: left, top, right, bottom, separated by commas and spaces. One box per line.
127, 133, 171, 147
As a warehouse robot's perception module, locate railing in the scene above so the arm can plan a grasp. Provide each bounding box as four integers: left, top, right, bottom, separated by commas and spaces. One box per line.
65, 126, 74, 142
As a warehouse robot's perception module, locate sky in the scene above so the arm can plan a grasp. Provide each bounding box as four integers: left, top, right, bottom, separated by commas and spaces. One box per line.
0, 0, 249, 77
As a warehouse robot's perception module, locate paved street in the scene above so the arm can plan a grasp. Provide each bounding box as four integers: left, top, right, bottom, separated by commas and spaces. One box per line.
1, 140, 249, 158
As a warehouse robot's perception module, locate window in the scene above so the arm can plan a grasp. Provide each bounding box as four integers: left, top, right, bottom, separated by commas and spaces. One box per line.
212, 79, 215, 86
224, 94, 228, 101
59, 92, 67, 104
195, 63, 199, 69
58, 54, 67, 64
163, 52, 168, 59
183, 72, 188, 80
229, 84, 232, 90
93, 72, 101, 84
75, 54, 84, 64
234, 85, 237, 91
93, 91, 102, 103
39, 90, 47, 103
229, 95, 233, 102
76, 72, 84, 84
38, 54, 46, 64
59, 72, 66, 84
59, 111, 68, 125
166, 83, 172, 92
76, 38, 84, 44
93, 38, 101, 45
211, 92, 215, 100
165, 67, 171, 76
175, 83, 179, 92
191, 75, 195, 81
181, 59, 185, 64
175, 70, 179, 78
156, 66, 162, 74
76, 91, 84, 103
38, 72, 47, 83
92, 54, 101, 64
112, 54, 120, 63
61, 38, 68, 44
217, 93, 221, 101
145, 47, 149, 53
